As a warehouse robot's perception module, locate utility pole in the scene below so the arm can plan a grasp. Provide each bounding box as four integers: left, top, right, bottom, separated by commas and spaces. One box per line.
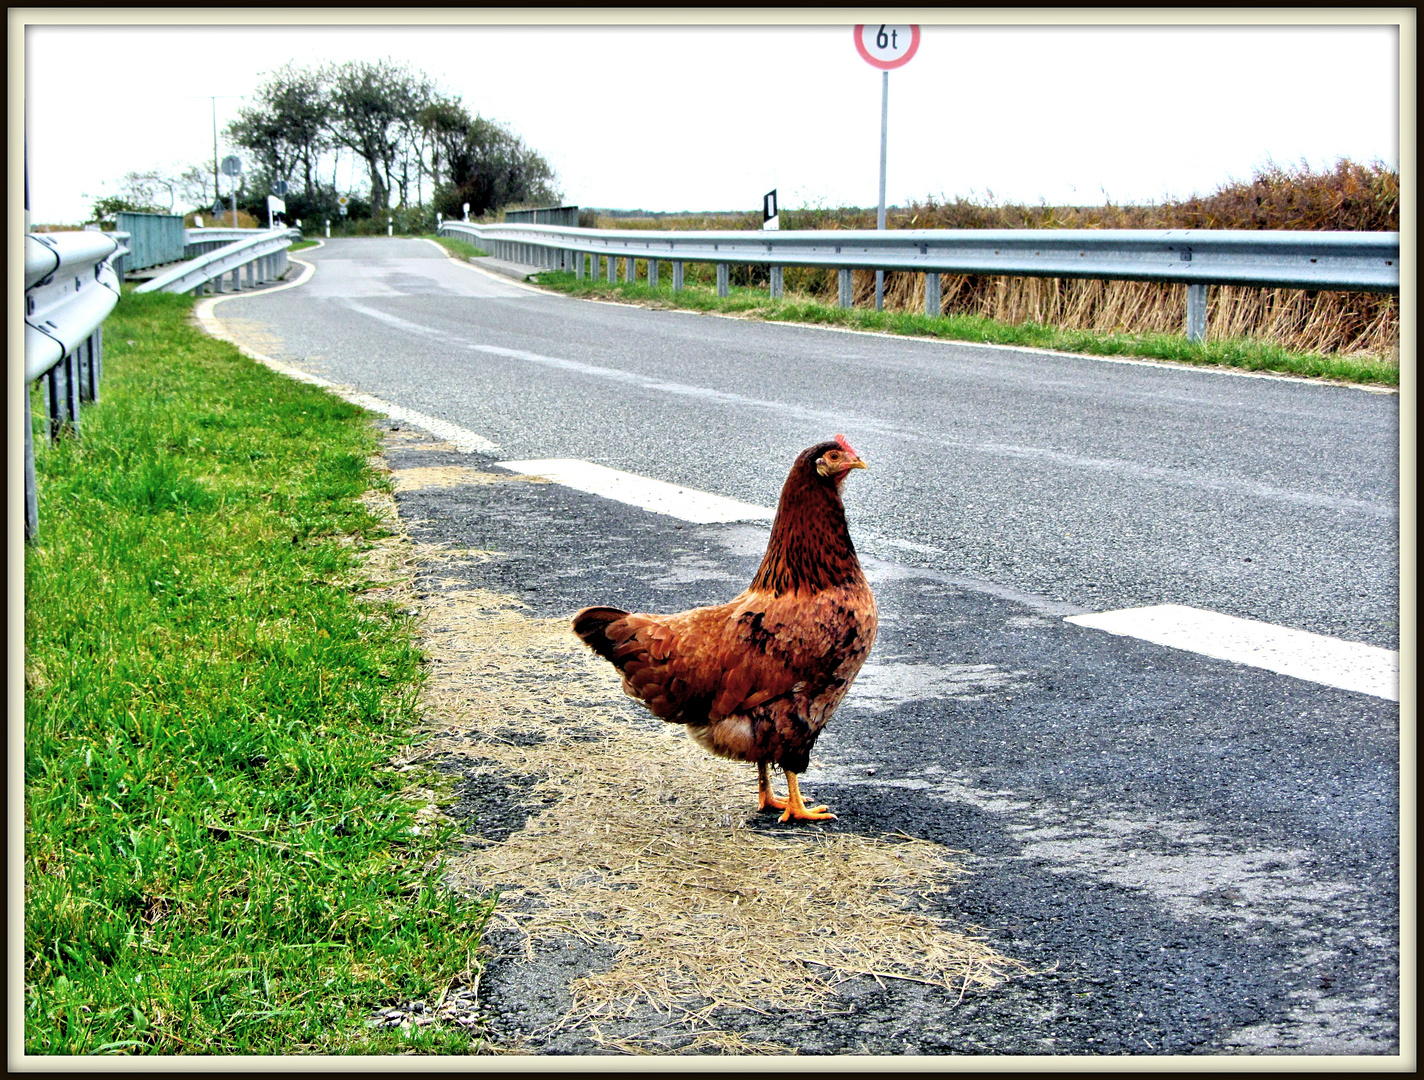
212, 96, 219, 205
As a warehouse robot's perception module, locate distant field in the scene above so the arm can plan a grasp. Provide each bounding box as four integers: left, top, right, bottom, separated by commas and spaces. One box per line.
576, 159, 1398, 363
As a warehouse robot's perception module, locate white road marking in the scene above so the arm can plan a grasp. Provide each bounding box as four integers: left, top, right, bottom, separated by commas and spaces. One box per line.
495, 459, 774, 525
336, 300, 1391, 520
1065, 603, 1398, 701
339, 395, 501, 454
193, 294, 501, 454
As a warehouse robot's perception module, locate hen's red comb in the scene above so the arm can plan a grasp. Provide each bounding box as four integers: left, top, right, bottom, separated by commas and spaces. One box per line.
834, 433, 858, 456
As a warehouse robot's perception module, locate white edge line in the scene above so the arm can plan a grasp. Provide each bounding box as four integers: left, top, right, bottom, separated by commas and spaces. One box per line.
192, 248, 501, 454
421, 235, 550, 295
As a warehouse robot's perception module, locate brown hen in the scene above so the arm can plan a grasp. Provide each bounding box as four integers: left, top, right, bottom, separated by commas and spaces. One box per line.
572, 436, 877, 822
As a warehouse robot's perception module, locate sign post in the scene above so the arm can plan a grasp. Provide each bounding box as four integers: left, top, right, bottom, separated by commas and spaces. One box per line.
854, 25, 919, 311
220, 155, 243, 228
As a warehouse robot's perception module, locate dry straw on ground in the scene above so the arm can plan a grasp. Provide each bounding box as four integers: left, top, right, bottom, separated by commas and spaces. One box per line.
403, 548, 1027, 1051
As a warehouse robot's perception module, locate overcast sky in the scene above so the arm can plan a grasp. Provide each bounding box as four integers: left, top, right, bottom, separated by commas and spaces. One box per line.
20, 15, 1403, 225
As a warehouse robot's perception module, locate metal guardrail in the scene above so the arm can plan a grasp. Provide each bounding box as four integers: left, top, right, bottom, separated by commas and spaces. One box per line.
135, 228, 300, 296
439, 221, 1400, 342
23, 230, 127, 541
503, 205, 580, 226
184, 227, 279, 259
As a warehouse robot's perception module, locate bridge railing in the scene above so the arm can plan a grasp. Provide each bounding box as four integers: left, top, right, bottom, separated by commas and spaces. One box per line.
135, 228, 300, 296
439, 222, 1400, 343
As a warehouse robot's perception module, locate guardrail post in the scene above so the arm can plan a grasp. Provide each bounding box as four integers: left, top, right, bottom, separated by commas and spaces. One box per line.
625, 257, 636, 284
76, 332, 100, 403
230, 267, 241, 292
25, 389, 38, 542
606, 255, 616, 284
1186, 284, 1208, 342
925, 272, 941, 317
574, 252, 584, 280
673, 261, 684, 292
76, 336, 93, 403
46, 352, 79, 439
838, 268, 853, 309
717, 263, 729, 298
648, 259, 659, 288
245, 260, 255, 289
91, 326, 103, 401
770, 265, 783, 300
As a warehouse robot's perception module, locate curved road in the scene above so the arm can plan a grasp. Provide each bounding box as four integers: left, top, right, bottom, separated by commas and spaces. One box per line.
210, 237, 1401, 1056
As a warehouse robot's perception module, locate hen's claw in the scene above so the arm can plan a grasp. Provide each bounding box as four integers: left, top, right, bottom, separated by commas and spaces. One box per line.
756, 761, 789, 811
778, 771, 837, 823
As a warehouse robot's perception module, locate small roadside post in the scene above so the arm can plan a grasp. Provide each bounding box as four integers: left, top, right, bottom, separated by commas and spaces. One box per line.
463, 202, 470, 223
337, 195, 349, 236
764, 189, 782, 298
854, 24, 920, 311
268, 179, 288, 230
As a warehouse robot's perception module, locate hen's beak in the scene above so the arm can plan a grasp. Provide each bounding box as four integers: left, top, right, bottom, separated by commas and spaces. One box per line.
847, 458, 869, 470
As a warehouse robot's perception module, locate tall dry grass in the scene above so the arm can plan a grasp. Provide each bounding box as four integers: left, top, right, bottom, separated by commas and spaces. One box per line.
596, 160, 1399, 359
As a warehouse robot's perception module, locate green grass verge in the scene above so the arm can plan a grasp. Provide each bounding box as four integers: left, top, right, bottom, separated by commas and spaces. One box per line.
532, 272, 1398, 387
289, 239, 319, 252
425, 235, 488, 260
24, 292, 491, 1054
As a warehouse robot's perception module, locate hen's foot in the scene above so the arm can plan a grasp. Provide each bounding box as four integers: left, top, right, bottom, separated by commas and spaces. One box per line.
779, 771, 837, 823
756, 761, 788, 812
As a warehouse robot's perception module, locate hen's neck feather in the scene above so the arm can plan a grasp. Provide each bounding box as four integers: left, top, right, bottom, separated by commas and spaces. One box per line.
749, 462, 864, 596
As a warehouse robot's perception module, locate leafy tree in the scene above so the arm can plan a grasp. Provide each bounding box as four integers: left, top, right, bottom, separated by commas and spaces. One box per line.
433, 113, 559, 219
324, 59, 433, 215
227, 63, 332, 201
201, 59, 560, 226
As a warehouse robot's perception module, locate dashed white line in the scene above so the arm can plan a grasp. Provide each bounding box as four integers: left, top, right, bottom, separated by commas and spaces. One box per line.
194, 295, 501, 454
1065, 603, 1398, 701
495, 459, 774, 525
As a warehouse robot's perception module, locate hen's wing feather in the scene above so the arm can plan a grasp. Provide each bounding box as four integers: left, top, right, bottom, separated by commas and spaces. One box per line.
576, 587, 876, 730
578, 596, 806, 724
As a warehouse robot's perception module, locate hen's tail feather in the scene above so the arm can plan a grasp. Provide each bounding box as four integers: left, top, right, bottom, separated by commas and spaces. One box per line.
573, 606, 705, 724
572, 606, 632, 662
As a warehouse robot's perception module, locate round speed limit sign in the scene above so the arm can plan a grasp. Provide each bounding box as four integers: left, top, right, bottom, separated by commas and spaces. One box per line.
854, 24, 920, 70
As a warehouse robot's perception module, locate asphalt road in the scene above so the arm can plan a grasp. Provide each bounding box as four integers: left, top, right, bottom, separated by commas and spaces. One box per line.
213, 237, 1402, 1057
223, 237, 1399, 649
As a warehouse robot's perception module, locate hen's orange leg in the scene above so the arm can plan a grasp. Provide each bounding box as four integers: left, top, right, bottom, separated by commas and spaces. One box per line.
779, 771, 836, 823
756, 761, 787, 812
